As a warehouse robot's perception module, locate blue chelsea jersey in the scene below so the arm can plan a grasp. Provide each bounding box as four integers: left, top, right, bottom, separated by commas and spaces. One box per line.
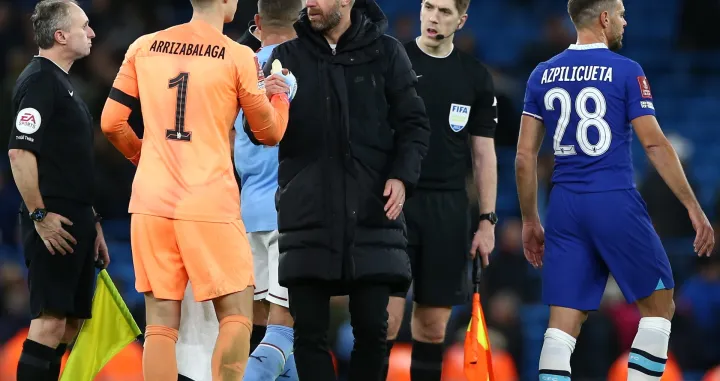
234, 43, 280, 232
523, 43, 657, 192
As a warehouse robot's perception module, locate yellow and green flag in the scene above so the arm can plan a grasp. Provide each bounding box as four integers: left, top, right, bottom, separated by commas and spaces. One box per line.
60, 270, 141, 381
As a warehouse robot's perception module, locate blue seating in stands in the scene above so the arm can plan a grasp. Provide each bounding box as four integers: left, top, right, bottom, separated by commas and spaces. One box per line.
685, 51, 720, 71
520, 304, 549, 381
663, 237, 696, 256
682, 371, 706, 381
101, 219, 131, 241
496, 148, 516, 172
0, 245, 22, 265
105, 240, 133, 267
694, 165, 720, 211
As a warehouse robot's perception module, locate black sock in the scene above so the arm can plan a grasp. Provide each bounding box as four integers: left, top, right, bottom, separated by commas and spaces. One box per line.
17, 339, 56, 381
381, 340, 394, 381
250, 324, 267, 353
49, 343, 68, 380
410, 340, 444, 381
178, 374, 196, 381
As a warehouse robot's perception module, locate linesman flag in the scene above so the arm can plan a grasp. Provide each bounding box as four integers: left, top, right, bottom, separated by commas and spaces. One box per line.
60, 270, 142, 381
464, 256, 494, 381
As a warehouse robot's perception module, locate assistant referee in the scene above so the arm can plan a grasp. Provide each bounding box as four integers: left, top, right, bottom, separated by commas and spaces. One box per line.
8, 2, 109, 381
383, 1, 499, 380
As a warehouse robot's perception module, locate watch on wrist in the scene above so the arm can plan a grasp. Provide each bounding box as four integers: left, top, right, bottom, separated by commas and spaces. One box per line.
94, 213, 103, 224
479, 212, 498, 225
29, 208, 48, 222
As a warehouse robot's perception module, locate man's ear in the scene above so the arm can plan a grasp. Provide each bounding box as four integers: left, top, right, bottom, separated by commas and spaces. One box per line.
458, 14, 468, 30
599, 10, 610, 29
254, 14, 262, 31
54, 30, 67, 46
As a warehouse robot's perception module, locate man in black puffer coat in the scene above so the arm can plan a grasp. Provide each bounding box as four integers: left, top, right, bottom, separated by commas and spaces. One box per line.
257, 0, 430, 379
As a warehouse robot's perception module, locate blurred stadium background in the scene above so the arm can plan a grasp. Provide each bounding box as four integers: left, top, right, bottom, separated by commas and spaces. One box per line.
0, 0, 719, 380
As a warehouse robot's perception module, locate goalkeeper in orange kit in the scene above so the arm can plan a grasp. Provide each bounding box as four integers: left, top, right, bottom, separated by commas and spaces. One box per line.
99, 0, 294, 379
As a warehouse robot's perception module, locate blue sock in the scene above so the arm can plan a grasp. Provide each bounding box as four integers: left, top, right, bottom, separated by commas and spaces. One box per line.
277, 353, 299, 380
243, 325, 294, 381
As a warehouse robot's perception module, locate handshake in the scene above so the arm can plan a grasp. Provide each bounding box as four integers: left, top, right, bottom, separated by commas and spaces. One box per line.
265, 59, 298, 102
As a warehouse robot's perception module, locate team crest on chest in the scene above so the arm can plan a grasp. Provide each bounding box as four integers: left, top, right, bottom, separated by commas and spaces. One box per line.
448, 103, 471, 132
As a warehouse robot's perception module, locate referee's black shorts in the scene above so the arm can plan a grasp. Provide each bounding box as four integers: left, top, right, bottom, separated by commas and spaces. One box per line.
20, 200, 97, 320
393, 189, 471, 306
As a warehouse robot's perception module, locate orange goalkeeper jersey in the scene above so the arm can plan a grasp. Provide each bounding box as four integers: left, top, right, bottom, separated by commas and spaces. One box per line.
101, 19, 289, 222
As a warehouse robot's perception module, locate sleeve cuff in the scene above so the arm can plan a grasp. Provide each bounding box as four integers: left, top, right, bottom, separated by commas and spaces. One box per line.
522, 111, 543, 120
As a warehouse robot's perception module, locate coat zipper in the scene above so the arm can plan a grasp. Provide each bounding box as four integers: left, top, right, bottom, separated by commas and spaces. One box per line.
324, 64, 337, 272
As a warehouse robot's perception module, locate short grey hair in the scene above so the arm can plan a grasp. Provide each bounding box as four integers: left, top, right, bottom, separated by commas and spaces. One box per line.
31, 0, 78, 49
258, 0, 304, 28
567, 0, 616, 28
190, 0, 214, 7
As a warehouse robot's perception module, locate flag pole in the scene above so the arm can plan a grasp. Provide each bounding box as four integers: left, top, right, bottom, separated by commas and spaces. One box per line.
473, 255, 482, 293
464, 253, 494, 381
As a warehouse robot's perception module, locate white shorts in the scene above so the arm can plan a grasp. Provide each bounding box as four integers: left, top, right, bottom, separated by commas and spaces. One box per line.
249, 230, 289, 308
176, 283, 217, 381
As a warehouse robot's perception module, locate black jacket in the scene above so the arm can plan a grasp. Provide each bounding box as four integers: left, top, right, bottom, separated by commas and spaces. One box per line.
265, 0, 430, 292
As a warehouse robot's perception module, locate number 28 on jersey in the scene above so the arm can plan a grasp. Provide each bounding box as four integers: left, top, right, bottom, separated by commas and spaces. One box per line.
545, 86, 611, 157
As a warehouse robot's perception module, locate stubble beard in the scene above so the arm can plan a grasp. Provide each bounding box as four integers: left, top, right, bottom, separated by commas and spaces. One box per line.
608, 24, 623, 51
310, 0, 342, 33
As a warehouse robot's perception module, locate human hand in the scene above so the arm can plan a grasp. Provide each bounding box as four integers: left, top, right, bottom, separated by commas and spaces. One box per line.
688, 207, 714, 256
383, 179, 406, 220
522, 219, 545, 268
266, 60, 298, 101
265, 72, 291, 99
94, 223, 110, 269
470, 221, 495, 266
34, 212, 76, 255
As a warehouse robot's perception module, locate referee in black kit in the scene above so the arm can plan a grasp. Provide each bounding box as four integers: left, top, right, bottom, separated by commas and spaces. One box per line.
383, 0, 498, 380
7, 1, 109, 380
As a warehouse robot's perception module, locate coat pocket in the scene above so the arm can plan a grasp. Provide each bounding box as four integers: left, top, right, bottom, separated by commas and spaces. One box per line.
348, 73, 393, 153
277, 162, 324, 230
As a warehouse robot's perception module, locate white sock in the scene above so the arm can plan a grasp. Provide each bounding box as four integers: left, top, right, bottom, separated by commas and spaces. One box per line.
538, 328, 576, 381
628, 317, 671, 381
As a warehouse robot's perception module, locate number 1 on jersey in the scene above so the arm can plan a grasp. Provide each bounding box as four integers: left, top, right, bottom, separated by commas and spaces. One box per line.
166, 72, 191, 142
545, 86, 611, 157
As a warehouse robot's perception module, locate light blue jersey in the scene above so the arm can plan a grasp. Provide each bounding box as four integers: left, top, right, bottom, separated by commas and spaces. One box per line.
234, 44, 279, 232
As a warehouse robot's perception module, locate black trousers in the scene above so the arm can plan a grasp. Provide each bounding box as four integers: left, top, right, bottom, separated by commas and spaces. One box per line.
391, 189, 471, 306
20, 200, 97, 319
288, 281, 390, 381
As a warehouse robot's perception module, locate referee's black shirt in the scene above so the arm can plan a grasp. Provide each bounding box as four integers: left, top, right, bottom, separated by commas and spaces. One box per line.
404, 39, 497, 190
8, 56, 95, 206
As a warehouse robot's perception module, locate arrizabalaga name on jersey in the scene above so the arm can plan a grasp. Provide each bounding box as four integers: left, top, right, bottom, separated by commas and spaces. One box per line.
149, 40, 226, 59
540, 65, 613, 84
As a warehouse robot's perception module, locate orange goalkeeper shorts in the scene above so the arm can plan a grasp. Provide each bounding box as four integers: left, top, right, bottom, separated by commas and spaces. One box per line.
130, 214, 254, 301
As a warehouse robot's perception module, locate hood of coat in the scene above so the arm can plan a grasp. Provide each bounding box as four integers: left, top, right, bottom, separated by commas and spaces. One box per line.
295, 0, 388, 58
